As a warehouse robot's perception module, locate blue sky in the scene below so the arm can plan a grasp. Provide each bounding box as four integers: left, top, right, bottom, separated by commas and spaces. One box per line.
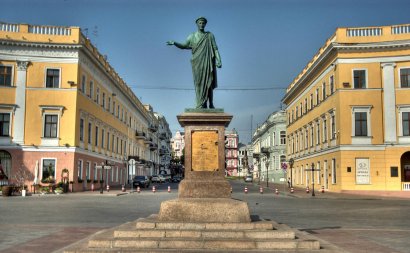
2, 0, 410, 143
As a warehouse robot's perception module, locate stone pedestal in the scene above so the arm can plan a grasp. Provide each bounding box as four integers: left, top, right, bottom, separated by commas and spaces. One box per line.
158, 110, 251, 223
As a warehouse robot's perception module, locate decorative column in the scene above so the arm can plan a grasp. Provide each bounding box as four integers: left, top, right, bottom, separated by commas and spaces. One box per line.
13, 61, 29, 145
381, 63, 397, 143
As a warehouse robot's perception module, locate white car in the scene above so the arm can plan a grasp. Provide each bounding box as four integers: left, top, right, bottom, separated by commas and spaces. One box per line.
151, 174, 166, 183
244, 175, 253, 183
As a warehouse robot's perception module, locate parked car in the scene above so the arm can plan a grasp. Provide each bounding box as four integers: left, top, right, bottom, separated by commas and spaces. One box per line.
171, 176, 182, 183
160, 174, 171, 182
151, 174, 166, 183
244, 175, 253, 183
132, 176, 150, 188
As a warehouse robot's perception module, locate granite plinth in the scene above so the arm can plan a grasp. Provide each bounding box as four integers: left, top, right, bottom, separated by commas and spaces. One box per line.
158, 198, 251, 223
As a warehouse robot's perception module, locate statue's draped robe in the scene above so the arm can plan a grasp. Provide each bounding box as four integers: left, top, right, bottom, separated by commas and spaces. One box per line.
187, 32, 218, 108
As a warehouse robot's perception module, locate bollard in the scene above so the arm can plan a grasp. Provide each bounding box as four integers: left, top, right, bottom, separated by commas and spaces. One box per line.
306, 186, 310, 193
275, 188, 279, 195
168, 186, 171, 193
244, 186, 248, 194
152, 185, 156, 193
290, 187, 294, 193
122, 185, 125, 192
321, 186, 325, 193
91, 183, 94, 192
137, 186, 140, 193
230, 187, 232, 193
259, 186, 263, 194
106, 185, 110, 192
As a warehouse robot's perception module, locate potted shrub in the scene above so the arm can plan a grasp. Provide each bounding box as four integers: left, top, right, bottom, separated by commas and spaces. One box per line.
54, 187, 63, 194
1, 185, 13, 197
40, 186, 49, 195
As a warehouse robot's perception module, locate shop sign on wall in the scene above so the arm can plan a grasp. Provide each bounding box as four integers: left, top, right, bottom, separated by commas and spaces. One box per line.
356, 158, 370, 184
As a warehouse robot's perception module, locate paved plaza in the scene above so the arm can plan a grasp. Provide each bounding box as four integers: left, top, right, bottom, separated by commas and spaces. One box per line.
0, 181, 410, 252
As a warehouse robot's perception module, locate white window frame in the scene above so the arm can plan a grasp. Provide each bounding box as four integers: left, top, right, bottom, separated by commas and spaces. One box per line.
310, 124, 314, 148
352, 68, 368, 89
41, 157, 57, 181
96, 87, 100, 104
40, 106, 63, 146
329, 75, 334, 94
322, 116, 327, 143
78, 159, 83, 180
86, 161, 91, 180
79, 118, 85, 143
89, 80, 94, 98
0, 111, 12, 141
81, 75, 86, 93
398, 66, 410, 88
44, 67, 61, 88
94, 162, 98, 180
351, 106, 372, 144
322, 81, 326, 100
304, 127, 308, 149
398, 105, 410, 143
280, 131, 286, 145
330, 111, 336, 140
0, 64, 14, 87
331, 158, 336, 184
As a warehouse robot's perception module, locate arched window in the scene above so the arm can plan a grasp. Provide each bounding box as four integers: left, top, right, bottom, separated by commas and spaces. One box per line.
0, 150, 12, 179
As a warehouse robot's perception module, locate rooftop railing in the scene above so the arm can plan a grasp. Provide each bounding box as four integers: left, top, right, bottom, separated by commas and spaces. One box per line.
346, 27, 382, 37
28, 25, 71, 36
0, 23, 19, 32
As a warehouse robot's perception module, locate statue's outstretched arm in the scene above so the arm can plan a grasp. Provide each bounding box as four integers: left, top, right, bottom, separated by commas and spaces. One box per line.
166, 40, 190, 49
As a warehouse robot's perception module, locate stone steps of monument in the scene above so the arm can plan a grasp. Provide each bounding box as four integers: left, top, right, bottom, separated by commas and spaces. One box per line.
62, 218, 325, 253
136, 220, 276, 230
87, 237, 320, 251
114, 229, 295, 239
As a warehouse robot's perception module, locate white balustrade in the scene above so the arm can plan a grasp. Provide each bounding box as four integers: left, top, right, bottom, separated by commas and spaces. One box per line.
392, 25, 410, 34
403, 182, 410, 191
0, 23, 19, 32
28, 25, 71, 36
347, 28, 382, 37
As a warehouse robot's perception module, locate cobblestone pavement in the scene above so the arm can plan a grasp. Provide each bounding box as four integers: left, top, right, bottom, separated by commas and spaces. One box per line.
1, 181, 410, 253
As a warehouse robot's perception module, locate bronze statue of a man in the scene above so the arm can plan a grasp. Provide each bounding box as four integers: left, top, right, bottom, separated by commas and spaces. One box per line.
167, 17, 222, 109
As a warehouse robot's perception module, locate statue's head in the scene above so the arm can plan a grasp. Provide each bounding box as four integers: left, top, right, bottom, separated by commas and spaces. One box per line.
195, 17, 207, 24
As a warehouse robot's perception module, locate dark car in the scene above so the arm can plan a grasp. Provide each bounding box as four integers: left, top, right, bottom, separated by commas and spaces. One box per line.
133, 176, 150, 188
171, 176, 182, 183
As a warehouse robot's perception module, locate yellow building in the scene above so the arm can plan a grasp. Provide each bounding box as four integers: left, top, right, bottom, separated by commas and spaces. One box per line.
0, 22, 170, 192
282, 24, 410, 195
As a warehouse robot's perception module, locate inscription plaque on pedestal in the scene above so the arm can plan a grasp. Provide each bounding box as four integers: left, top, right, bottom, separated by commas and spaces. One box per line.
191, 130, 218, 171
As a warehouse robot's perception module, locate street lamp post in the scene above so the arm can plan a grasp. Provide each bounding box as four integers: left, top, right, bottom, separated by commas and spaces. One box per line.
311, 163, 316, 197
265, 159, 270, 188
289, 158, 294, 188
100, 161, 104, 194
